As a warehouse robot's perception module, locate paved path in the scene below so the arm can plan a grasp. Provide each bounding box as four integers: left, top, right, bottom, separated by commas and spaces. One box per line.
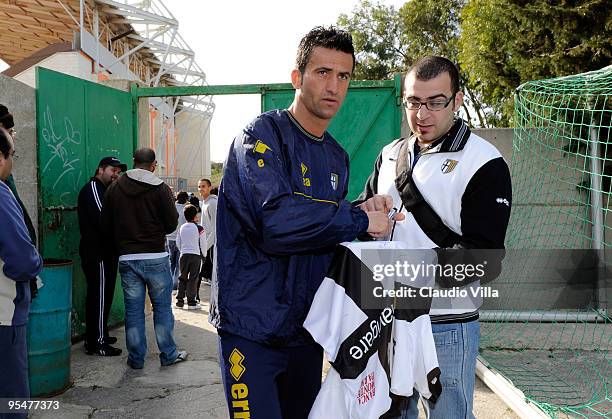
31, 287, 518, 419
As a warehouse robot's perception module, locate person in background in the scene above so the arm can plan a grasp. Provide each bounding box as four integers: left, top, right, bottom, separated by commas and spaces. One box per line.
101, 147, 187, 369
0, 105, 38, 300
175, 204, 206, 310
78, 156, 126, 357
188, 195, 201, 212
0, 127, 43, 412
167, 191, 189, 292
197, 178, 217, 290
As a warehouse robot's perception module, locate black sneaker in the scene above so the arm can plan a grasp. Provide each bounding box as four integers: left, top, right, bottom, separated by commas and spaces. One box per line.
85, 342, 122, 356
105, 336, 118, 344
175, 300, 184, 308
127, 359, 143, 370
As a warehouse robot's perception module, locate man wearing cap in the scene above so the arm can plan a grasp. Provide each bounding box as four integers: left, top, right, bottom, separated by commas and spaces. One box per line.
77, 156, 126, 356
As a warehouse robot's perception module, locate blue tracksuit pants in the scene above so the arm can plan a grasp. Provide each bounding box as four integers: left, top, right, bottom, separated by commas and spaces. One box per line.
218, 330, 323, 419
0, 325, 29, 419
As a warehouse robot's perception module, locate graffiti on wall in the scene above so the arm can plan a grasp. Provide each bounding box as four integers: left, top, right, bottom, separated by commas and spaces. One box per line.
41, 105, 83, 205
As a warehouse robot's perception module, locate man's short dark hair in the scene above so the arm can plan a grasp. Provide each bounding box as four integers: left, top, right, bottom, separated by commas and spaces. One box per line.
198, 178, 211, 186
176, 191, 189, 204
0, 127, 11, 158
189, 195, 201, 210
296, 26, 355, 74
184, 204, 198, 222
408, 56, 461, 95
0, 105, 14, 130
133, 147, 156, 168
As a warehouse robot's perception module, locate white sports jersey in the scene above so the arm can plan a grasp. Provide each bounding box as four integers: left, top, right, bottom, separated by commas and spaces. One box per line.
305, 242, 441, 419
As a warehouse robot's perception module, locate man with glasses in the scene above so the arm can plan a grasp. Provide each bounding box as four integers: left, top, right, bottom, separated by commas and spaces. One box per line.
356, 56, 512, 418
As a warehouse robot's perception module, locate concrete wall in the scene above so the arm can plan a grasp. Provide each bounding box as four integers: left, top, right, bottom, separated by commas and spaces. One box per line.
13, 52, 92, 88
0, 74, 38, 241
129, 99, 211, 185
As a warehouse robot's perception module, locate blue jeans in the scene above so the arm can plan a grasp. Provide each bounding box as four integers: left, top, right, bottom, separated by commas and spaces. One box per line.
167, 240, 180, 289
119, 258, 178, 367
399, 319, 480, 419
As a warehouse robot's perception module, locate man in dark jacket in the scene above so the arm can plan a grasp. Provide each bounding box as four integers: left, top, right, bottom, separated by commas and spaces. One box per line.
78, 156, 126, 356
211, 26, 395, 419
102, 147, 186, 369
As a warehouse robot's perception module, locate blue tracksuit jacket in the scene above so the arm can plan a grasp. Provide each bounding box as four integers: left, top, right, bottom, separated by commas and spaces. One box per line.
0, 181, 42, 326
210, 109, 369, 345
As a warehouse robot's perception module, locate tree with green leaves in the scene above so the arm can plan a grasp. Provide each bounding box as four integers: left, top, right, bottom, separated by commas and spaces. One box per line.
338, 0, 489, 127
459, 0, 612, 126
337, 1, 407, 80
338, 0, 610, 127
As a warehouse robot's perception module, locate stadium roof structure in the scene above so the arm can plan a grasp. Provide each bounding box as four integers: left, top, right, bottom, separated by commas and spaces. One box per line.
0, 0, 214, 115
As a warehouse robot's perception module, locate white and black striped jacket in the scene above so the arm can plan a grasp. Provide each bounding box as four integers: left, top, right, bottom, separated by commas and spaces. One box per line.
305, 242, 441, 418
356, 119, 512, 322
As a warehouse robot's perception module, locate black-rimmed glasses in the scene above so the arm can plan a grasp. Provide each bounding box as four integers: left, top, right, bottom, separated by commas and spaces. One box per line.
402, 94, 456, 111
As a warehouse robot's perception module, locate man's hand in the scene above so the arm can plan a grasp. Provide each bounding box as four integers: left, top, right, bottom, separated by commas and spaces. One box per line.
359, 194, 393, 213
359, 195, 405, 222
366, 211, 393, 238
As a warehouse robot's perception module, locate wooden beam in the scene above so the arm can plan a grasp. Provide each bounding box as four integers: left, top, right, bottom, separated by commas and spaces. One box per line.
0, 6, 76, 27
4, 19, 70, 36
3, 43, 40, 53
0, 24, 69, 42
2, 11, 73, 30
0, 32, 49, 46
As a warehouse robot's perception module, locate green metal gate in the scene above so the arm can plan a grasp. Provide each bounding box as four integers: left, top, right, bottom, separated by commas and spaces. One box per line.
132, 75, 402, 200
37, 67, 133, 336
261, 78, 401, 199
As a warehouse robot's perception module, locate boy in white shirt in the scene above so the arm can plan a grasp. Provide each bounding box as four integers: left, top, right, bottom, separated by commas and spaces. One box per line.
175, 204, 206, 309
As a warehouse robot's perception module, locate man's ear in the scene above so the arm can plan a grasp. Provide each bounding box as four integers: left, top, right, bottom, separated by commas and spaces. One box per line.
291, 69, 302, 89
453, 91, 464, 112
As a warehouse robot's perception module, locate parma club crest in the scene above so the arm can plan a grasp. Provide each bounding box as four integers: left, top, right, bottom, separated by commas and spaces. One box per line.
441, 159, 458, 174
330, 173, 339, 190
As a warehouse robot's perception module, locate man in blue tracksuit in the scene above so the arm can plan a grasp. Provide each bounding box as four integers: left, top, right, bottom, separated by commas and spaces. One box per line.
210, 26, 396, 419
0, 127, 42, 413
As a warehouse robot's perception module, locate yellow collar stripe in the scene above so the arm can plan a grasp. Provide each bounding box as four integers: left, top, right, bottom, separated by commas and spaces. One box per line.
293, 192, 339, 207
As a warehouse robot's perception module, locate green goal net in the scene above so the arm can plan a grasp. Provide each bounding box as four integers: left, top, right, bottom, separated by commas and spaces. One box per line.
479, 66, 612, 418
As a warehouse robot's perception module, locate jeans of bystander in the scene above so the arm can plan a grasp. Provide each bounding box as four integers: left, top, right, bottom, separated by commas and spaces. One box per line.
119, 258, 178, 368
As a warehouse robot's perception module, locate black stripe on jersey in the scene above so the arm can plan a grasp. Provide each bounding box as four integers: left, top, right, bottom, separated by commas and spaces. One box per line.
326, 245, 433, 379
330, 304, 394, 380
427, 367, 442, 403
325, 245, 378, 309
